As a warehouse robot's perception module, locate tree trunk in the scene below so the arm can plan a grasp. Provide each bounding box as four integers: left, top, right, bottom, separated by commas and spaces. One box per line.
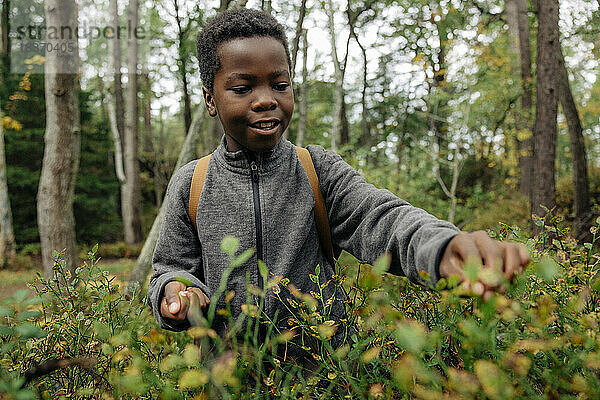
219, 0, 233, 12
107, 94, 126, 183
173, 0, 192, 134
290, 0, 307, 76
514, 0, 534, 197
109, 0, 125, 154
324, 0, 349, 150
557, 46, 591, 239
531, 0, 559, 228
126, 106, 206, 296
261, 0, 271, 14
122, 0, 143, 244
205, 118, 224, 153
154, 107, 167, 209
0, 103, 15, 268
38, 0, 80, 277
1, 0, 10, 74
142, 68, 153, 155
296, 29, 308, 147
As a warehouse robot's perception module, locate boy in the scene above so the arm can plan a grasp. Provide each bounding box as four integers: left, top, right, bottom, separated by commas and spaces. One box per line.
148, 8, 529, 337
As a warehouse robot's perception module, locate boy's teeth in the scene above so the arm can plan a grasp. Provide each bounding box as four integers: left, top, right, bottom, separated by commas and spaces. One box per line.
255, 121, 276, 128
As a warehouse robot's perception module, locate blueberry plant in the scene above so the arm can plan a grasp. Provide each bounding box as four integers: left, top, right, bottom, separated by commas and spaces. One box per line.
0, 215, 599, 399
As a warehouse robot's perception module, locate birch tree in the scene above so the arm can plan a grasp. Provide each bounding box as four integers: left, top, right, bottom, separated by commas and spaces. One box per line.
38, 0, 80, 276
0, 103, 15, 267
122, 0, 143, 244
109, 0, 125, 156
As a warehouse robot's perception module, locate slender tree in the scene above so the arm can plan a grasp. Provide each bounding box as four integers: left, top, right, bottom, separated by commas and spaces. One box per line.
38, 0, 80, 276
173, 0, 193, 134
557, 46, 591, 238
531, 0, 559, 225
290, 0, 307, 77
296, 29, 308, 147
122, 0, 144, 244
506, 0, 534, 197
109, 0, 125, 155
0, 102, 15, 267
324, 0, 350, 150
1, 0, 10, 74
107, 0, 126, 185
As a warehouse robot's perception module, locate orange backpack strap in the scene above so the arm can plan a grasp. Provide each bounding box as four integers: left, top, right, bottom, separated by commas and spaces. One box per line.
188, 154, 212, 230
296, 146, 335, 267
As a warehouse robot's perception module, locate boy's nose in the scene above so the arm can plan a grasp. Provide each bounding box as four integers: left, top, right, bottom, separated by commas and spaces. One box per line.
251, 89, 277, 111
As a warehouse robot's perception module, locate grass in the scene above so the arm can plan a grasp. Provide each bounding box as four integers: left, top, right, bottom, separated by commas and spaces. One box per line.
0, 257, 135, 299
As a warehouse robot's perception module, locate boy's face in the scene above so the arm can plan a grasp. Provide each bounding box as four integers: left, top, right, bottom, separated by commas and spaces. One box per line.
203, 36, 294, 153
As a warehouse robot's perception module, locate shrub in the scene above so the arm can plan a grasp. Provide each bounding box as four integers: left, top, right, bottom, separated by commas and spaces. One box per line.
0, 216, 599, 398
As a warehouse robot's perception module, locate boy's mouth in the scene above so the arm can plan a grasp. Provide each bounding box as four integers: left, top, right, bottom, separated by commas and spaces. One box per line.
248, 120, 280, 133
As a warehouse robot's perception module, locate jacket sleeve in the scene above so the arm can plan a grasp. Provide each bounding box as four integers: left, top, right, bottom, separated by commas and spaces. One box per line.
306, 145, 459, 284
146, 160, 212, 331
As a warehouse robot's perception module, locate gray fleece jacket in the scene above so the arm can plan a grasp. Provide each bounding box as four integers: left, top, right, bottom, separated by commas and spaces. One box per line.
147, 137, 459, 333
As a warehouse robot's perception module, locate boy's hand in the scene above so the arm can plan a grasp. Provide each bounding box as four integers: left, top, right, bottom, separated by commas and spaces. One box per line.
160, 281, 210, 321
439, 231, 530, 300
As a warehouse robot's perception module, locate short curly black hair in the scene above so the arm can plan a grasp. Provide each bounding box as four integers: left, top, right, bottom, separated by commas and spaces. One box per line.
196, 8, 291, 92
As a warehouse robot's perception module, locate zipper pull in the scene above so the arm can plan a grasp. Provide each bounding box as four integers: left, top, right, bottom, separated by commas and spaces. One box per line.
250, 161, 259, 182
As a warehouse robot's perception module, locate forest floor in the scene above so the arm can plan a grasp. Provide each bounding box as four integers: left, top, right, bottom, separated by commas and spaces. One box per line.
0, 257, 135, 299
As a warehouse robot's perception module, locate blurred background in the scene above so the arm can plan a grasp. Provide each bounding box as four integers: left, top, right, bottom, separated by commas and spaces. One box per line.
0, 0, 597, 284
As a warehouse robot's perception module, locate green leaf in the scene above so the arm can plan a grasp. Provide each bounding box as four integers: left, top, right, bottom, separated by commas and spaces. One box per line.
447, 273, 461, 289
231, 248, 254, 268
15, 323, 46, 339
221, 236, 240, 256
23, 296, 43, 306
0, 325, 14, 337
179, 369, 209, 388
394, 321, 426, 354
417, 270, 430, 281
13, 290, 29, 303
373, 254, 391, 274
17, 310, 42, 322
535, 257, 559, 282
92, 243, 99, 253
435, 278, 447, 291
0, 307, 14, 319
315, 263, 321, 276
92, 320, 111, 340
258, 260, 268, 279
173, 277, 194, 287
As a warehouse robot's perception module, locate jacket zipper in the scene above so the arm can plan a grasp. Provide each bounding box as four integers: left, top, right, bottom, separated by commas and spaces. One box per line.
250, 159, 264, 290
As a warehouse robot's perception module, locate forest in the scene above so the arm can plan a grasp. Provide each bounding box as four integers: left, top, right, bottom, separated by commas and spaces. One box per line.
0, 0, 599, 398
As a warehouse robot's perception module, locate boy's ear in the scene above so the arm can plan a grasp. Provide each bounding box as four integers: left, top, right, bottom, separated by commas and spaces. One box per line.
202, 86, 217, 117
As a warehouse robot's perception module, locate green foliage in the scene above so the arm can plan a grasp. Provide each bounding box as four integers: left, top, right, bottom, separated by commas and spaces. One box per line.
74, 92, 121, 244
4, 76, 121, 244
1, 218, 599, 398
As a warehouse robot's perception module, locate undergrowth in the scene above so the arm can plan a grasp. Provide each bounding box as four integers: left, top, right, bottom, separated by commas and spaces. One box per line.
0, 214, 599, 399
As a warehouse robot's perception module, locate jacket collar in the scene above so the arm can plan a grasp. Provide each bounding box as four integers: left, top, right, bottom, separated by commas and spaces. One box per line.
213, 135, 292, 174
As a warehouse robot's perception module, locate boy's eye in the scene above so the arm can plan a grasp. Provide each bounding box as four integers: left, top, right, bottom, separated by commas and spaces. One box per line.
273, 82, 290, 91
230, 86, 250, 94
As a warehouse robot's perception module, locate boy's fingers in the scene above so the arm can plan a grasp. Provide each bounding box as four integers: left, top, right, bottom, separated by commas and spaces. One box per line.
499, 242, 522, 280
518, 244, 531, 269
439, 233, 480, 280
187, 287, 210, 308
451, 233, 482, 264
160, 281, 186, 320
471, 231, 502, 270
